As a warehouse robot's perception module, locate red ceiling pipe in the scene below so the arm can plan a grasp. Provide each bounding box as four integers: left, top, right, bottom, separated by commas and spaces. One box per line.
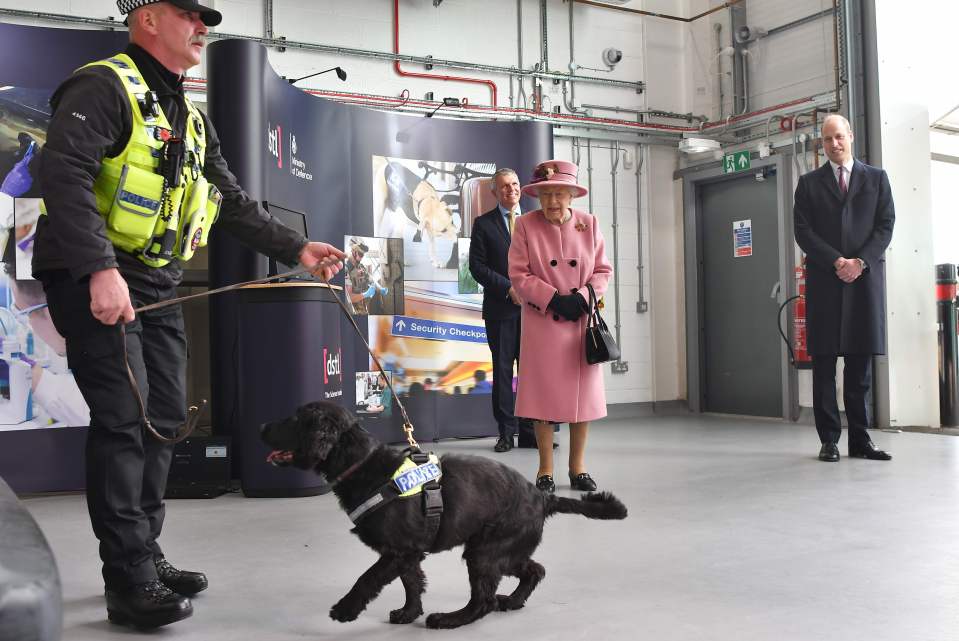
392, 0, 498, 107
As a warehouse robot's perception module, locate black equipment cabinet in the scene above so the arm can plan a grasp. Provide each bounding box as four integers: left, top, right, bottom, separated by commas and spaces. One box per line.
234, 283, 344, 497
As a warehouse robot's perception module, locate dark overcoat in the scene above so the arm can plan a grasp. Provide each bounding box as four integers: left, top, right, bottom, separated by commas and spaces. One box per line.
793, 160, 895, 355
469, 206, 520, 321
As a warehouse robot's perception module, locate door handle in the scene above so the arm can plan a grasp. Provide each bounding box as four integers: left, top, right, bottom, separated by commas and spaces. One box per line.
769, 281, 781, 303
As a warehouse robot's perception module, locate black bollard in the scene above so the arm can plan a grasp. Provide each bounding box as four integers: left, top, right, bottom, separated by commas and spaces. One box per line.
937, 264, 959, 427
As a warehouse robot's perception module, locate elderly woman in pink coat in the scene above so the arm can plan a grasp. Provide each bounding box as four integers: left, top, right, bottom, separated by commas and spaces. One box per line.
507, 160, 612, 494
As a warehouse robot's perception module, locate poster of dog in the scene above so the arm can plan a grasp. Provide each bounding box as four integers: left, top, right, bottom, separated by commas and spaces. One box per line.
371, 155, 495, 282
343, 235, 404, 316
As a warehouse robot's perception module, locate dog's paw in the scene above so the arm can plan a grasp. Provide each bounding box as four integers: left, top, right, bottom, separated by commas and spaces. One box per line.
330, 599, 363, 623
389, 605, 423, 624
495, 594, 525, 612
425, 612, 463, 629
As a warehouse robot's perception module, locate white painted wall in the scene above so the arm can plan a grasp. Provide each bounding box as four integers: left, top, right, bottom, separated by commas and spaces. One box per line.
872, 2, 940, 428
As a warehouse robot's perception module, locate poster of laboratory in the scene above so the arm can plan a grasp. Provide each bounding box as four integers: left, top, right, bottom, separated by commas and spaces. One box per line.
0, 85, 90, 431
355, 370, 392, 417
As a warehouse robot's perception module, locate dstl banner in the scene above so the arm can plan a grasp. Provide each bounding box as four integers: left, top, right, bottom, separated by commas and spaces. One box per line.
207, 39, 551, 444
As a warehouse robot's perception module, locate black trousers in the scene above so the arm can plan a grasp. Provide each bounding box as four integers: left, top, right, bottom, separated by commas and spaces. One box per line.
43, 273, 186, 590
811, 354, 873, 448
483, 316, 534, 443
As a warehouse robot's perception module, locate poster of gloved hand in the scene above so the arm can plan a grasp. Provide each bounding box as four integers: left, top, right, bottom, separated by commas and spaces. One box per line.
0, 86, 91, 431
343, 234, 404, 316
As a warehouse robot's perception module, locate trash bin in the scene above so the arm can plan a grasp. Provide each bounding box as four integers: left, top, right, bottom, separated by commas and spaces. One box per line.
936, 263, 959, 427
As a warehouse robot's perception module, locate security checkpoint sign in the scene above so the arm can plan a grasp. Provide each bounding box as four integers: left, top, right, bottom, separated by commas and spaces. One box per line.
733, 219, 753, 258
390, 316, 488, 344
723, 151, 751, 174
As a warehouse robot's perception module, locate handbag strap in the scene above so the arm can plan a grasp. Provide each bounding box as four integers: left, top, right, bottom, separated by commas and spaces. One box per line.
585, 283, 610, 332
585, 283, 599, 329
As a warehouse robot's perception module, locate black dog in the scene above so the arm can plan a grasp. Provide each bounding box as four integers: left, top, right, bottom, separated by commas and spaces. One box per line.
260, 401, 627, 629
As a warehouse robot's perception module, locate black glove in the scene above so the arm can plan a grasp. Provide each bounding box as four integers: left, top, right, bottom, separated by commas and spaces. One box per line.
549, 291, 588, 321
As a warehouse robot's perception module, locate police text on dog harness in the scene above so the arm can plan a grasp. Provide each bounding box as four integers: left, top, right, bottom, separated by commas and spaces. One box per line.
347, 453, 442, 524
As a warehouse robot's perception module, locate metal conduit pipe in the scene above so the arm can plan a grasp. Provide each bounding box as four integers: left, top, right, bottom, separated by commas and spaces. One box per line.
580, 104, 707, 123
517, 0, 527, 108
564, 0, 587, 115
714, 23, 724, 120
609, 143, 623, 350
0, 8, 644, 93
766, 8, 836, 38
586, 139, 594, 214
183, 71, 832, 139
738, 49, 750, 115
635, 144, 648, 313
832, 0, 842, 111
540, 0, 548, 73
392, 0, 497, 105
263, 0, 273, 41
573, 0, 745, 23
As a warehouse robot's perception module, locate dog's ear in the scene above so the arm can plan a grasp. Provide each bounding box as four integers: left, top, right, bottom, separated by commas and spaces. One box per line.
298, 403, 354, 462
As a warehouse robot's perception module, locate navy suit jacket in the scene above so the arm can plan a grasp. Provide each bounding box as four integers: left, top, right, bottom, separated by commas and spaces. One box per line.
793, 160, 895, 355
469, 206, 520, 320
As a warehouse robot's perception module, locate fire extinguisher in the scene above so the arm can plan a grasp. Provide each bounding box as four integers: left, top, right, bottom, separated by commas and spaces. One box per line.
778, 257, 813, 368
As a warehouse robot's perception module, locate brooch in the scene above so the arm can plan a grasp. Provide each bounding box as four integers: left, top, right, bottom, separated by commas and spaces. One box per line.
574, 221, 589, 232
534, 164, 557, 180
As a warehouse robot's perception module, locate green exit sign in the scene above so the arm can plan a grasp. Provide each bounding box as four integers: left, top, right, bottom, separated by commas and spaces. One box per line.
723, 151, 751, 174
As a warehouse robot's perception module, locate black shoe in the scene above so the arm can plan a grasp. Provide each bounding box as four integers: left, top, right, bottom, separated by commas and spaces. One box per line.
494, 437, 513, 453
106, 580, 193, 629
569, 472, 597, 491
156, 557, 208, 596
535, 475, 555, 494
818, 442, 840, 462
849, 441, 892, 461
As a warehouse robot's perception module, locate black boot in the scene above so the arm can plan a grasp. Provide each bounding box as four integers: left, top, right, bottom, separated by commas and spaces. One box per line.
156, 557, 209, 596
106, 579, 193, 629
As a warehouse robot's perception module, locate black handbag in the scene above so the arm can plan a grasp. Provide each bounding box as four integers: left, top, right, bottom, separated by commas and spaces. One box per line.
584, 283, 620, 364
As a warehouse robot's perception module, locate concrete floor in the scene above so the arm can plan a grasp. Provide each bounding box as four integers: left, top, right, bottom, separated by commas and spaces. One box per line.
22, 414, 959, 641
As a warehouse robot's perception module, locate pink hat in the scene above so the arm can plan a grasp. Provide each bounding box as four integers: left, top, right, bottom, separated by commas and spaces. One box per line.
521, 160, 588, 198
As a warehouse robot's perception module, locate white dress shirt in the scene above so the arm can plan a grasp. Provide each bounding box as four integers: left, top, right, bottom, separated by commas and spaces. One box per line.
828, 158, 854, 188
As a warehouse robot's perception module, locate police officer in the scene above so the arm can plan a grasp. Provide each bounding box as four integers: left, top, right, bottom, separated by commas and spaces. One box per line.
33, 0, 345, 630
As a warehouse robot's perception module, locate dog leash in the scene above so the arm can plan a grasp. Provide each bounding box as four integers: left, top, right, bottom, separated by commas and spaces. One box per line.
119, 262, 421, 449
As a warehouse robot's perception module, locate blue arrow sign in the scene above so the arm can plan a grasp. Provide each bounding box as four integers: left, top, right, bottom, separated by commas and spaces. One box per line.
390, 316, 488, 344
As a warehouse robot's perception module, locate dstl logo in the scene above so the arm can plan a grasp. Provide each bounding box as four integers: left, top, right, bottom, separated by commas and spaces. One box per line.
267, 123, 282, 169
323, 347, 342, 385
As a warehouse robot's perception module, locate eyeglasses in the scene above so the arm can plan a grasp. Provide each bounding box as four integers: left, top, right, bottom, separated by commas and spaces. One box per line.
11, 301, 48, 320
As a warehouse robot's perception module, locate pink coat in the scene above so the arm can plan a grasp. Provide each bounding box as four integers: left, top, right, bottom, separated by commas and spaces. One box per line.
507, 209, 613, 423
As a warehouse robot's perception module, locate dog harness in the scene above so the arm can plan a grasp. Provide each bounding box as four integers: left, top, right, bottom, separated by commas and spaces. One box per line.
347, 450, 444, 543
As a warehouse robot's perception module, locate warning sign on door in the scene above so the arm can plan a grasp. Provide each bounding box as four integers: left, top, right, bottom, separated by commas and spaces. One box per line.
733, 219, 752, 258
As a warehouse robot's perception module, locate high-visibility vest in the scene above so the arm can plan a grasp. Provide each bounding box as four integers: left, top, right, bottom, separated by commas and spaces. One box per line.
78, 53, 221, 267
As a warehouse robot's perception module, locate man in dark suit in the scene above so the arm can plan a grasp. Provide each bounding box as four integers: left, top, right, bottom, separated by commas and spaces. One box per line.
469, 168, 539, 452
794, 114, 895, 462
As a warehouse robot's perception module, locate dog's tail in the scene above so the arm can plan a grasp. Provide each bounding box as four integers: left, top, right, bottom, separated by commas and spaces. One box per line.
546, 492, 627, 520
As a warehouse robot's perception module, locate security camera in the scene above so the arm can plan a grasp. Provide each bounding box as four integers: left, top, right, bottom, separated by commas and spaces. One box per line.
734, 25, 767, 44
602, 47, 623, 68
